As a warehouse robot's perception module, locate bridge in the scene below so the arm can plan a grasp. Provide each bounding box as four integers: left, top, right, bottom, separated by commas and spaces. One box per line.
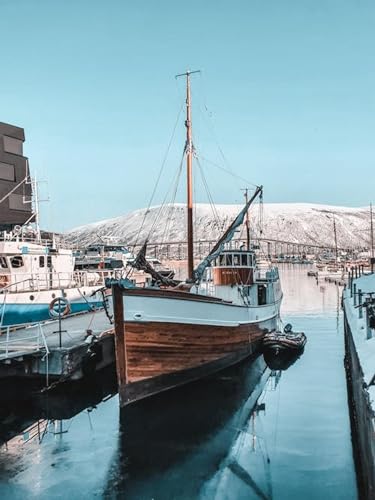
131, 237, 361, 261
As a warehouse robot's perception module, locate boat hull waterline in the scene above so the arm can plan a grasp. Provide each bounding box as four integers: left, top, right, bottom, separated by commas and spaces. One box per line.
0, 287, 104, 326
113, 285, 282, 406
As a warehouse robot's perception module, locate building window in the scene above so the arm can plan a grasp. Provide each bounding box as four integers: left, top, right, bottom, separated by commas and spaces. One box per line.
0, 162, 15, 181
8, 194, 28, 211
3, 136, 23, 155
10, 256, 24, 268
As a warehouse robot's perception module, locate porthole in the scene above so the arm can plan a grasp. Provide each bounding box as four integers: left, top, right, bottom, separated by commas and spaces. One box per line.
63, 292, 67, 298
30, 295, 35, 301
52, 293, 56, 299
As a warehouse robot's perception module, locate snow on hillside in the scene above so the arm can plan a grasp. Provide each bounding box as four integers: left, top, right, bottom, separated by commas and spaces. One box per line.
66, 203, 371, 250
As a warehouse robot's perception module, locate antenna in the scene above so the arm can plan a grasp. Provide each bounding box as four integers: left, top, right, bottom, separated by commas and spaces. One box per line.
241, 188, 251, 250
371, 203, 374, 273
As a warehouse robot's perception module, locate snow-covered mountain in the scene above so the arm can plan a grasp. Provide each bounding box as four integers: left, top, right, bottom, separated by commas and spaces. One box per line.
66, 203, 371, 250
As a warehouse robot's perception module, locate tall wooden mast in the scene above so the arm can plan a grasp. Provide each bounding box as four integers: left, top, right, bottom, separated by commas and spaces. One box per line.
176, 69, 200, 280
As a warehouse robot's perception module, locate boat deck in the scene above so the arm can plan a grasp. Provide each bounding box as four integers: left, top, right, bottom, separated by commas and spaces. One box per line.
0, 310, 111, 360
0, 311, 114, 381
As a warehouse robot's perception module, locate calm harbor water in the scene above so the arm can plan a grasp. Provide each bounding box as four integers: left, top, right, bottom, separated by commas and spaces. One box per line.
0, 266, 357, 499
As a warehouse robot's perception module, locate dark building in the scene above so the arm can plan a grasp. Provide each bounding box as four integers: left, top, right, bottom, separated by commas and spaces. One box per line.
0, 122, 34, 231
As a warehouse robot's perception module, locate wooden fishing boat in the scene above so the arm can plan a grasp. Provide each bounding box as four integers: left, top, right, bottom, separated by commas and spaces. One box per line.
111, 71, 283, 407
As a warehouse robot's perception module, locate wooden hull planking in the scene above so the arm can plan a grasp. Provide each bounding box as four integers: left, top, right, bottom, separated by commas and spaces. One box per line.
113, 285, 277, 406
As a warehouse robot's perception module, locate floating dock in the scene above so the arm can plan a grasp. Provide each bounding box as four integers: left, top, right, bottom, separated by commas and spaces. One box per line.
342, 271, 375, 499
0, 310, 114, 384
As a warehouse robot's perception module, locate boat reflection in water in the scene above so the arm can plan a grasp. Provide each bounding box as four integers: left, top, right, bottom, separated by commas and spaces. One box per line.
0, 365, 117, 447
263, 348, 305, 371
104, 354, 285, 499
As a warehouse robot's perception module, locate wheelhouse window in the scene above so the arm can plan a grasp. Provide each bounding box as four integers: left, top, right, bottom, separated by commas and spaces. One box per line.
233, 254, 240, 266
0, 257, 8, 269
10, 256, 24, 268
47, 256, 52, 268
241, 254, 248, 266
39, 256, 45, 267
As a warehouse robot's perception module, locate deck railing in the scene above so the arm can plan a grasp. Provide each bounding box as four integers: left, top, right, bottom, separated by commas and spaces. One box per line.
0, 323, 50, 360
0, 269, 123, 293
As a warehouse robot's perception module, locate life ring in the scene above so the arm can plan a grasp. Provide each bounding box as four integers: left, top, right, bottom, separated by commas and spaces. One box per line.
0, 275, 9, 288
49, 297, 71, 318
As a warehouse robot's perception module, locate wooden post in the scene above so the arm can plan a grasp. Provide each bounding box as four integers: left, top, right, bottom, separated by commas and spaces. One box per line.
353, 284, 357, 306
371, 203, 374, 273
113, 284, 127, 392
366, 307, 373, 339
358, 289, 363, 319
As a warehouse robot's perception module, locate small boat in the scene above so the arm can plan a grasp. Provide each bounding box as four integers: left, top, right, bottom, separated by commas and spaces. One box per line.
263, 323, 306, 354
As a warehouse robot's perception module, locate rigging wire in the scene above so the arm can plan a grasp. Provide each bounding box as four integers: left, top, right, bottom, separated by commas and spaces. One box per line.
145, 146, 186, 244
198, 154, 258, 189
160, 155, 185, 246
132, 101, 184, 249
197, 72, 237, 177
195, 156, 220, 227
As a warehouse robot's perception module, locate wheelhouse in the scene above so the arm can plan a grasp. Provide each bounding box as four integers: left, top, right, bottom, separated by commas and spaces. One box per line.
211, 250, 256, 286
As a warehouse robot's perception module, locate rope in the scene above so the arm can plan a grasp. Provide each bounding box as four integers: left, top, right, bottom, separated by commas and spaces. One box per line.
145, 146, 186, 244
196, 156, 220, 226
132, 102, 184, 249
198, 154, 258, 188
197, 72, 239, 182
160, 154, 185, 245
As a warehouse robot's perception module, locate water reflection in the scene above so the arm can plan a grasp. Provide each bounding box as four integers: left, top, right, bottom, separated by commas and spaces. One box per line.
0, 365, 117, 447
105, 355, 271, 499
0, 266, 358, 499
263, 349, 304, 371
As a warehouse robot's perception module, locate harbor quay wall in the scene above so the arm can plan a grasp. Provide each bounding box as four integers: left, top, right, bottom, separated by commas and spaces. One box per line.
344, 313, 375, 500
0, 334, 115, 382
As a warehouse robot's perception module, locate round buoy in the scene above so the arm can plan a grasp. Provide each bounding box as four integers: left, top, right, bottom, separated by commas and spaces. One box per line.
49, 297, 71, 318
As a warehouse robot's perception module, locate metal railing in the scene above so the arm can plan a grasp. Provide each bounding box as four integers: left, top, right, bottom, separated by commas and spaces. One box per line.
0, 269, 124, 293
0, 323, 50, 360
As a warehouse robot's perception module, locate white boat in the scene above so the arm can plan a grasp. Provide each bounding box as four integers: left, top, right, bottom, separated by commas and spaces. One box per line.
0, 236, 105, 327
0, 121, 104, 327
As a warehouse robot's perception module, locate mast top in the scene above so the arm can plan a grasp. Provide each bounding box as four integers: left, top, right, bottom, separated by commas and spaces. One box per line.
175, 69, 201, 79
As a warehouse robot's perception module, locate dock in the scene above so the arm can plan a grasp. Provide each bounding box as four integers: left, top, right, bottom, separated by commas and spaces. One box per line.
342, 271, 375, 499
0, 310, 114, 384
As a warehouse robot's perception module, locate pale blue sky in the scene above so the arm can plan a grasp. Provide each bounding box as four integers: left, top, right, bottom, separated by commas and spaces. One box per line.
0, 0, 374, 231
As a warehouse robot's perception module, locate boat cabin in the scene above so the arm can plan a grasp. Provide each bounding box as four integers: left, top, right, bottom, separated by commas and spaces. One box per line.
211, 249, 255, 286
0, 240, 75, 292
